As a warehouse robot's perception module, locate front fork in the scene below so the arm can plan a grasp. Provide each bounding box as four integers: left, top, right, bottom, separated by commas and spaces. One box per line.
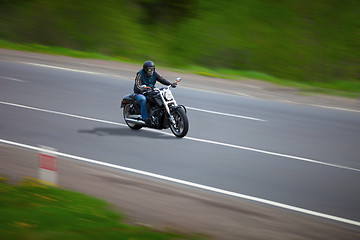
169, 114, 176, 126
165, 104, 176, 125
159, 92, 177, 126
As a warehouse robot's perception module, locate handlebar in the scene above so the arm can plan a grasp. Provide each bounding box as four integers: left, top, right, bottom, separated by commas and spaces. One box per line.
142, 78, 181, 92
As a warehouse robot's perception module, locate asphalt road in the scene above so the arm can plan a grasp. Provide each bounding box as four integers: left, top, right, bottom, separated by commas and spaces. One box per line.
1, 50, 360, 225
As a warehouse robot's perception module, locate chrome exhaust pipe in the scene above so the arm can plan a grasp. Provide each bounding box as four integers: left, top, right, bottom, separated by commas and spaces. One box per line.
125, 118, 145, 125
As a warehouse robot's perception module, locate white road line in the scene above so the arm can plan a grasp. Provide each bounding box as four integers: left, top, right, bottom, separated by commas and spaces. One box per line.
187, 106, 266, 121
310, 104, 360, 113
19, 62, 124, 79
0, 76, 26, 83
21, 62, 100, 74
183, 136, 360, 172
0, 138, 359, 227
1, 101, 359, 173
0, 101, 124, 127
278, 100, 360, 113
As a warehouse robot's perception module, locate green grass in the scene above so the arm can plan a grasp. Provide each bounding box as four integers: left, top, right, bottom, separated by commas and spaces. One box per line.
0, 39, 129, 62
1, 39, 359, 98
0, 178, 206, 240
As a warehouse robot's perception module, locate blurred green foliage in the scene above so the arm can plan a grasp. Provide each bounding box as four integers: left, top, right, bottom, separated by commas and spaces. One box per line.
1, 0, 359, 83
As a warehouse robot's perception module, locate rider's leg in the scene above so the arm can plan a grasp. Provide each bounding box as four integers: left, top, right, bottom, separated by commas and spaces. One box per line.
134, 94, 149, 120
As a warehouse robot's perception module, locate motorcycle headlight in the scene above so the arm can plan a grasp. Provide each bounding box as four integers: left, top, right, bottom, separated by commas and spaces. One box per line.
165, 91, 173, 101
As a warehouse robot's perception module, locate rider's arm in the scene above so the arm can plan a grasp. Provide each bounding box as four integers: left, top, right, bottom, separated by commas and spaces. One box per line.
134, 73, 147, 93
155, 72, 171, 86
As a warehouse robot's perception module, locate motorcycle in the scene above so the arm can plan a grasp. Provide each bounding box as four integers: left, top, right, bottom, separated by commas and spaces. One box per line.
121, 78, 189, 138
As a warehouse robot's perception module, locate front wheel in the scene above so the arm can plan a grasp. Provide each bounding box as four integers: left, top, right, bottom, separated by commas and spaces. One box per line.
169, 108, 189, 138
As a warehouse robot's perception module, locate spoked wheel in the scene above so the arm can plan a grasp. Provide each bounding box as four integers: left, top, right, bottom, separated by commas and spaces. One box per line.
169, 108, 189, 138
123, 104, 142, 130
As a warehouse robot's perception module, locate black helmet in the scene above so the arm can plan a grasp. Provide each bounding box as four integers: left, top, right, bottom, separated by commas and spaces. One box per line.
143, 60, 155, 71
143, 60, 155, 77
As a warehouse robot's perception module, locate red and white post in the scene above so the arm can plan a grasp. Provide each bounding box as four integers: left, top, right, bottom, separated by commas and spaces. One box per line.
38, 146, 58, 185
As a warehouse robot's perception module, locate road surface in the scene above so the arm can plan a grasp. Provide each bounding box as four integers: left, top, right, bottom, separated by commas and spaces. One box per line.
1, 49, 359, 228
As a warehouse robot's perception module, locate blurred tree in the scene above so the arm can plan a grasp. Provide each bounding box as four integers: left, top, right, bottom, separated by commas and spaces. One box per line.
136, 0, 196, 26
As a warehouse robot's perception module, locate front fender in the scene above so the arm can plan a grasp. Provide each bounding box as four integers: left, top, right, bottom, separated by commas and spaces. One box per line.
171, 105, 187, 113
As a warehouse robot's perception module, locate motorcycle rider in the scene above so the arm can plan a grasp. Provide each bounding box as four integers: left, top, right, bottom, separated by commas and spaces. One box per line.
134, 60, 176, 126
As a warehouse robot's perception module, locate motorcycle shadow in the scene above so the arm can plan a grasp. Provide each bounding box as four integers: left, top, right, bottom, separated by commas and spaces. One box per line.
78, 127, 174, 139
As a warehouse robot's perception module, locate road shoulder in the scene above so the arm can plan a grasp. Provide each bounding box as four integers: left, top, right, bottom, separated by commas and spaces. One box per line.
1, 144, 359, 240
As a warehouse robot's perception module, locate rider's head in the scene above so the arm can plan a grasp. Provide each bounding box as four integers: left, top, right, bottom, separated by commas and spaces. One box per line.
143, 60, 155, 77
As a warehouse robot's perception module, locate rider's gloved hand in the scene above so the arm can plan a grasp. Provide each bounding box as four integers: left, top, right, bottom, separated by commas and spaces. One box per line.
142, 86, 152, 92
140, 85, 149, 92
171, 82, 177, 88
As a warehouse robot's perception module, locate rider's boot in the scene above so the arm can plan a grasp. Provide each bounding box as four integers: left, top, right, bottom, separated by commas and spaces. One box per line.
145, 118, 154, 127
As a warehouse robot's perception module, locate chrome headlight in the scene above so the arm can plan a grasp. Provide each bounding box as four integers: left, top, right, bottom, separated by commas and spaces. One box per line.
164, 91, 173, 101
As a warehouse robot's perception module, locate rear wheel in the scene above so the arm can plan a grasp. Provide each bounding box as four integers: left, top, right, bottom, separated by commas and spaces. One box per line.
169, 108, 189, 138
123, 104, 142, 130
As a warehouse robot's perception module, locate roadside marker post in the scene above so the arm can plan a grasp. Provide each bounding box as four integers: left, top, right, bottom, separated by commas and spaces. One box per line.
38, 146, 58, 186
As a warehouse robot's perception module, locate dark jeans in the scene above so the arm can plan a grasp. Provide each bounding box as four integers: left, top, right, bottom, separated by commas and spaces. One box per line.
134, 94, 149, 120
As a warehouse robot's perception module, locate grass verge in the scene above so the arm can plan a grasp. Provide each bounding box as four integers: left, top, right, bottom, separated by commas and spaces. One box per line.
1, 39, 359, 98
0, 177, 206, 240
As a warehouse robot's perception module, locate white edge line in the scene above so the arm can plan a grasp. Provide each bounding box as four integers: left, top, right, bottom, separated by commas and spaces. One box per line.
278, 100, 360, 114
311, 104, 360, 113
1, 100, 359, 173
0, 101, 125, 126
19, 62, 124, 79
0, 76, 26, 83
183, 136, 360, 172
0, 138, 359, 227
187, 106, 266, 121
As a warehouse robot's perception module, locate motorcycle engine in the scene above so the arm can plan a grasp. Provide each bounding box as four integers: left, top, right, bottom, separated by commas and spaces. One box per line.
149, 107, 164, 129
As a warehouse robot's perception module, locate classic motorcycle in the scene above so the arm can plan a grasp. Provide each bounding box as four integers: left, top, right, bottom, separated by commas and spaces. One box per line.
121, 78, 189, 138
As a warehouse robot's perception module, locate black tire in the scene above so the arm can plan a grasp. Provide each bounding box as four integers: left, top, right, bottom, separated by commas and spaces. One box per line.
169, 107, 189, 138
123, 104, 142, 130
